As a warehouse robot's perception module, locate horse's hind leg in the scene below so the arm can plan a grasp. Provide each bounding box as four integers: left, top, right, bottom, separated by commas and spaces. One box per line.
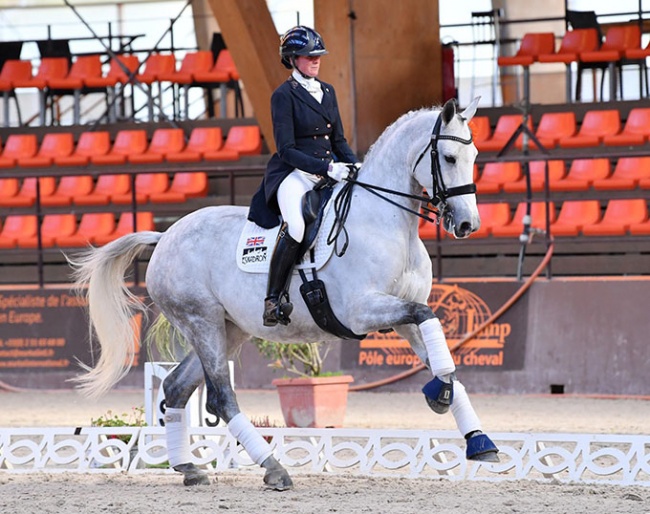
180, 311, 293, 490
162, 351, 211, 486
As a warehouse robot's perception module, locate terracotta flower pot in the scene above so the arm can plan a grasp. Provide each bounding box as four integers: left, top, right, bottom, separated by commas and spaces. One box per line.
272, 375, 354, 428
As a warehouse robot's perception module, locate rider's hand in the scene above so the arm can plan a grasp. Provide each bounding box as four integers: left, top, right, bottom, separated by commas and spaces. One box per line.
353, 162, 362, 172
327, 162, 350, 182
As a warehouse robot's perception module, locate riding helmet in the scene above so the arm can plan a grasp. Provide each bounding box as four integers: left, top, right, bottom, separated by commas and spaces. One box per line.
279, 25, 328, 69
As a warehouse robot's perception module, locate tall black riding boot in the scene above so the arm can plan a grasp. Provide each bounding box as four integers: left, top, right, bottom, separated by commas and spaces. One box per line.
263, 223, 301, 327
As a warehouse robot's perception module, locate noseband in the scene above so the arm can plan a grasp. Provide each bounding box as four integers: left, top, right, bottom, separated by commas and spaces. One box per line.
413, 112, 476, 219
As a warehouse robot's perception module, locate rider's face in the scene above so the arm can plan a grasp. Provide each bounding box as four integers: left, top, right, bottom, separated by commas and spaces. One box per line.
295, 55, 321, 78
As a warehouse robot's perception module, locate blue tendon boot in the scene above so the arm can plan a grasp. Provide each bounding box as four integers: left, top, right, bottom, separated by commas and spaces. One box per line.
422, 375, 454, 414
465, 430, 500, 462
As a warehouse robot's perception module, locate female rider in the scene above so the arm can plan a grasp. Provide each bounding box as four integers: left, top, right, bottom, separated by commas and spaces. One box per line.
248, 25, 359, 327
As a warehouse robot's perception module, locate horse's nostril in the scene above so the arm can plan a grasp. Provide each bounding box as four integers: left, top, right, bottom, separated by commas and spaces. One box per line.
458, 221, 472, 235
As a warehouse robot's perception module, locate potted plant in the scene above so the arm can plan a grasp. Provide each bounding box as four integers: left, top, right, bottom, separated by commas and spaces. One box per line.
255, 339, 354, 428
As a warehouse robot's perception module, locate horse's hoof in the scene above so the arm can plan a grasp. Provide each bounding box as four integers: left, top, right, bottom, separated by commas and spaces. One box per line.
471, 450, 500, 463
422, 376, 453, 414
184, 473, 211, 486
263, 468, 294, 491
174, 463, 211, 486
466, 432, 499, 462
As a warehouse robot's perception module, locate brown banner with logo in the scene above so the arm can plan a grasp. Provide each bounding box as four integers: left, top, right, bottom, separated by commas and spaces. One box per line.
342, 281, 527, 372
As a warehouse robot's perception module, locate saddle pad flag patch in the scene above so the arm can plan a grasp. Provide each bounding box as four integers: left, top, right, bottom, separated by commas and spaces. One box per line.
236, 200, 337, 274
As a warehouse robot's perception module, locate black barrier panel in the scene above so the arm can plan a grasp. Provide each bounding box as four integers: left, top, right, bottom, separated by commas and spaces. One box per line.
0, 289, 148, 372
341, 281, 527, 372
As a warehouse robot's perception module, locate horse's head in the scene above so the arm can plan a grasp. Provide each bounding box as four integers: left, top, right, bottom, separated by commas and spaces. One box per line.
414, 98, 481, 239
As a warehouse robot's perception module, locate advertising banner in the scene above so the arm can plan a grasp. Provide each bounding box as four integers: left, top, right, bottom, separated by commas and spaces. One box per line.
342, 281, 527, 372
0, 290, 145, 372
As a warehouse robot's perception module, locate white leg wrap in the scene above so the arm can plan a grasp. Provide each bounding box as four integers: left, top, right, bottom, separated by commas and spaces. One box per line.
228, 413, 273, 465
450, 381, 482, 436
164, 408, 193, 467
419, 318, 455, 377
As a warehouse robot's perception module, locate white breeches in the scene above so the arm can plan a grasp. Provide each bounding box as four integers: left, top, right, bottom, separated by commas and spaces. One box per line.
277, 169, 320, 242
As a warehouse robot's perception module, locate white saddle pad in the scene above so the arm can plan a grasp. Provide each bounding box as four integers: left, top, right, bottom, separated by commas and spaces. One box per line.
236, 196, 337, 274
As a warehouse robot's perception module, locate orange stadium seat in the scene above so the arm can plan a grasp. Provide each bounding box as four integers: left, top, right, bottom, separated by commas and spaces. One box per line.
579, 24, 642, 101
0, 178, 21, 200
491, 201, 556, 238
18, 132, 74, 167
149, 172, 208, 203
0, 177, 56, 207
502, 160, 566, 193
0, 60, 33, 125
166, 127, 224, 162
74, 174, 131, 205
552, 158, 611, 191
128, 128, 186, 164
0, 215, 38, 248
559, 110, 621, 148
56, 212, 116, 247
551, 200, 602, 236
532, 112, 576, 148
134, 53, 176, 121
41, 175, 95, 206
476, 161, 522, 193
93, 211, 155, 245
629, 217, 650, 235
582, 199, 648, 236
54, 131, 111, 166
469, 203, 512, 238
17, 213, 77, 248
592, 157, 650, 190
204, 125, 262, 159
468, 116, 491, 144
46, 55, 103, 124
474, 114, 532, 152
91, 130, 148, 165
537, 29, 600, 102
11, 57, 68, 125
111, 173, 170, 204
602, 108, 650, 146
84, 54, 140, 88
0, 134, 38, 168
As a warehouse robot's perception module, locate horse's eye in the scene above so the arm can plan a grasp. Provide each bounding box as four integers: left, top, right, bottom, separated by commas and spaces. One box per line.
444, 155, 456, 165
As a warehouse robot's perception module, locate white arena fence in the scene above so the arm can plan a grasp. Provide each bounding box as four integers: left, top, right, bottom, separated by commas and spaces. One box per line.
1, 427, 649, 486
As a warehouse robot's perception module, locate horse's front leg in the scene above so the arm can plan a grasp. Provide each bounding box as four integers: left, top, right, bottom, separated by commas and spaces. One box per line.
349, 294, 499, 462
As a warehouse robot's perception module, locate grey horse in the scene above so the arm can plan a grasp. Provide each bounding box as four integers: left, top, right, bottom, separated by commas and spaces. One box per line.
69, 97, 498, 489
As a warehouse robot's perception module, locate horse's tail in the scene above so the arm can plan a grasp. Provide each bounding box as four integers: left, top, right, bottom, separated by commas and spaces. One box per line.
67, 231, 163, 398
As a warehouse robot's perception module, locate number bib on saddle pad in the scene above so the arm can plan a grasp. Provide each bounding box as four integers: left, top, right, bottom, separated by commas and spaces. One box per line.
236, 196, 337, 274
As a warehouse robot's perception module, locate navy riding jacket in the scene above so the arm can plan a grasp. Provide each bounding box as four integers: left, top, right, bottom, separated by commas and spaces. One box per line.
248, 76, 358, 228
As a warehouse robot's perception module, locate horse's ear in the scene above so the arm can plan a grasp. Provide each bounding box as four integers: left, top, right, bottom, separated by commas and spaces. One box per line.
460, 96, 481, 122
441, 99, 456, 125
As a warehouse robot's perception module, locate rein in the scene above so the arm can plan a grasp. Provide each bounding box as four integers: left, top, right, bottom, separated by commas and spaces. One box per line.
327, 111, 476, 256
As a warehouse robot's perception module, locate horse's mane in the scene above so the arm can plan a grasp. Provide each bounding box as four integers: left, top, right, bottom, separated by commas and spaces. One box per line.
363, 105, 441, 164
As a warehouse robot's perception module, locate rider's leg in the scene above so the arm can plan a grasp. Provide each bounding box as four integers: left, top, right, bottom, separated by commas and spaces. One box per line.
263, 171, 312, 327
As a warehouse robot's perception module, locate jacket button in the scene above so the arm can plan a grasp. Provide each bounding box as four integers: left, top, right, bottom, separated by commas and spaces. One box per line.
324, 135, 329, 140
326, 123, 331, 128
313, 136, 317, 140
326, 150, 331, 155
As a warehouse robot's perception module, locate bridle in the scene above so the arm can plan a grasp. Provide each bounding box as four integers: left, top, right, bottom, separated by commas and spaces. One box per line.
327, 111, 477, 255
412, 112, 476, 221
